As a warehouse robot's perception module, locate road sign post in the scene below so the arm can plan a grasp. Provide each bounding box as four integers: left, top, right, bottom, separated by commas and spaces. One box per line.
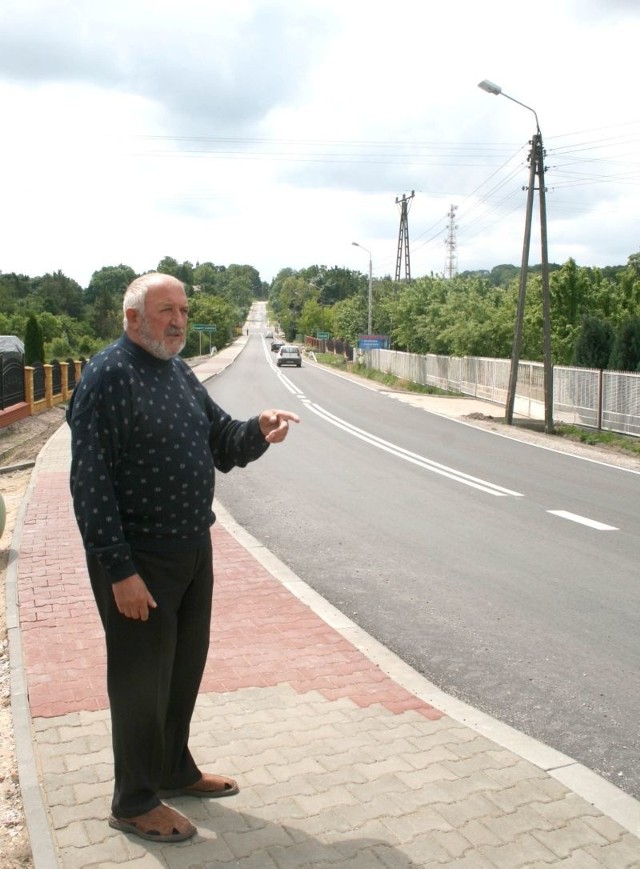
316, 331, 330, 351
357, 335, 389, 350
192, 324, 216, 356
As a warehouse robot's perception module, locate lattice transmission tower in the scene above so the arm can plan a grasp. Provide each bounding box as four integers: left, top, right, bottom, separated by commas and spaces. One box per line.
444, 204, 458, 278
395, 191, 415, 282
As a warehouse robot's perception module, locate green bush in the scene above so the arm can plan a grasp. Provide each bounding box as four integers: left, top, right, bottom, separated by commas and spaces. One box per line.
47, 337, 73, 359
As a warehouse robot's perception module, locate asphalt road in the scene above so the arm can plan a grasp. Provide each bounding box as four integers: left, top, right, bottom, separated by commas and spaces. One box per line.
208, 329, 640, 800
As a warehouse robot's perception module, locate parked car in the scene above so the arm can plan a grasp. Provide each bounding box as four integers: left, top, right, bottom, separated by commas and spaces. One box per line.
276, 345, 302, 367
270, 339, 285, 352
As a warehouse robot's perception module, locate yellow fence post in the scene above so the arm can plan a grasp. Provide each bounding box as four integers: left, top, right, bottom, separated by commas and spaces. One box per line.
24, 367, 35, 415
60, 362, 69, 401
44, 364, 53, 408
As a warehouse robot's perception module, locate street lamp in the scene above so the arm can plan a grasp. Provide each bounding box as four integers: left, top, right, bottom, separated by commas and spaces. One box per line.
352, 241, 373, 335
478, 79, 553, 433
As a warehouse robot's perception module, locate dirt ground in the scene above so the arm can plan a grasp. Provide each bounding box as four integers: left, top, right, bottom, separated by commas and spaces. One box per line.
0, 406, 68, 869
0, 401, 638, 867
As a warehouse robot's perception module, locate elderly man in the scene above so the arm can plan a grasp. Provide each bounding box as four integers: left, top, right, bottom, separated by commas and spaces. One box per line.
67, 272, 299, 842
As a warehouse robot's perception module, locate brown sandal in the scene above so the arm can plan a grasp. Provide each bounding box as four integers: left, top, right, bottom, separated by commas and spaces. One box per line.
109, 802, 196, 842
159, 772, 239, 799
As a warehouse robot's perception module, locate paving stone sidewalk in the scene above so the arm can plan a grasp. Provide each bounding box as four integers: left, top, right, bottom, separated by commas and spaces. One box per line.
8, 339, 640, 867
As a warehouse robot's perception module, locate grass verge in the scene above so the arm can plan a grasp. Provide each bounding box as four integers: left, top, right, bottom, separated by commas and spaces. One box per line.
552, 423, 640, 455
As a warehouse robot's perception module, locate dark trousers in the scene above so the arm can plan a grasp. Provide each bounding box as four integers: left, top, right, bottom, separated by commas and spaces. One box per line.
87, 541, 214, 817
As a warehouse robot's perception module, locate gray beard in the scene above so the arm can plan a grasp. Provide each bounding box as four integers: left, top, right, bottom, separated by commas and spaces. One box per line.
138, 322, 185, 360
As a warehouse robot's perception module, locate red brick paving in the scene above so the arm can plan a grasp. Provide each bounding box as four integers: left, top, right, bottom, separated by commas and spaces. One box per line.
17, 468, 442, 722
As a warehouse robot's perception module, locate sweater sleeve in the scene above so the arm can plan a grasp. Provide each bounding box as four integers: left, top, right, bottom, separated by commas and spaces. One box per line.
68, 372, 137, 584
207, 400, 270, 472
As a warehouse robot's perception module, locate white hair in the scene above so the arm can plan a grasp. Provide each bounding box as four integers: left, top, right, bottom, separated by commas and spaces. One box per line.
122, 273, 185, 331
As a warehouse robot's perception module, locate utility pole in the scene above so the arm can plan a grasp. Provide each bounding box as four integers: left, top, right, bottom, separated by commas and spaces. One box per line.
395, 191, 415, 283
537, 137, 553, 435
444, 204, 458, 278
505, 138, 537, 426
504, 131, 553, 433
478, 80, 553, 433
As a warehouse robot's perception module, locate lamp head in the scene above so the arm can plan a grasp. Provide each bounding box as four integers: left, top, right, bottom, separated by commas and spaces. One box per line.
478, 79, 502, 96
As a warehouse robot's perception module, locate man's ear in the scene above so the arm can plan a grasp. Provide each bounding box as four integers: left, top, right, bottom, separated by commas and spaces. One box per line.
125, 307, 140, 332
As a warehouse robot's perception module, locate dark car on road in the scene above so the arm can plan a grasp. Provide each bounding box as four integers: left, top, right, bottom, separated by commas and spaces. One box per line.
270, 339, 285, 352
276, 345, 302, 367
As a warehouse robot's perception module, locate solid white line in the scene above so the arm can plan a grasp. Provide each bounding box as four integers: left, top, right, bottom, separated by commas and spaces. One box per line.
547, 510, 618, 531
306, 401, 523, 497
268, 351, 522, 497
275, 371, 304, 396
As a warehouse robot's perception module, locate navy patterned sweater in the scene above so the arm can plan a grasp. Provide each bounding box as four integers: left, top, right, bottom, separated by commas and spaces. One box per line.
67, 334, 268, 583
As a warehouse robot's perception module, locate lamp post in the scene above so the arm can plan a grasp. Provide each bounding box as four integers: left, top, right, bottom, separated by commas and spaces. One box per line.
352, 241, 373, 335
478, 79, 553, 433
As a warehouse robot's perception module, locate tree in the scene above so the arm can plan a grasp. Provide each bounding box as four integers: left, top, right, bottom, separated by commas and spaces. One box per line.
184, 295, 236, 355
609, 317, 640, 372
221, 264, 260, 312
48, 336, 73, 359
29, 271, 85, 318
193, 262, 226, 294
392, 276, 453, 354
299, 299, 332, 338
572, 316, 615, 368
86, 265, 136, 303
550, 258, 583, 327
298, 265, 363, 306
372, 278, 399, 343
157, 257, 194, 289
226, 264, 262, 295
615, 255, 640, 321
0, 272, 30, 314
438, 276, 514, 358
37, 311, 65, 345
331, 295, 366, 345
85, 266, 136, 341
489, 264, 519, 288
24, 314, 45, 364
269, 274, 320, 340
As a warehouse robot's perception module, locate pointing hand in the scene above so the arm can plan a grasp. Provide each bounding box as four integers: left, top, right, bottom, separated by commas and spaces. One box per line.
259, 409, 301, 443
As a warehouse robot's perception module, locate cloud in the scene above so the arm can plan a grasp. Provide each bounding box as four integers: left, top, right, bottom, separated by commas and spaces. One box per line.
580, 0, 639, 18
0, 0, 334, 132
0, 0, 639, 287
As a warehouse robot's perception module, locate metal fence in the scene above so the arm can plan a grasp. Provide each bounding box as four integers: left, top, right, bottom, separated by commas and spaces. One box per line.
32, 361, 46, 402
0, 356, 87, 420
51, 359, 62, 395
66, 357, 78, 390
363, 348, 640, 437
0, 355, 26, 409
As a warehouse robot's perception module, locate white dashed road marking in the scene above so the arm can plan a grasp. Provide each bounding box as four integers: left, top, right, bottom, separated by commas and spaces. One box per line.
547, 510, 618, 531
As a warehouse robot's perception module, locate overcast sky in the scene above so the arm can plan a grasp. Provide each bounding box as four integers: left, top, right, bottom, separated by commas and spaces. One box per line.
1, 0, 639, 288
